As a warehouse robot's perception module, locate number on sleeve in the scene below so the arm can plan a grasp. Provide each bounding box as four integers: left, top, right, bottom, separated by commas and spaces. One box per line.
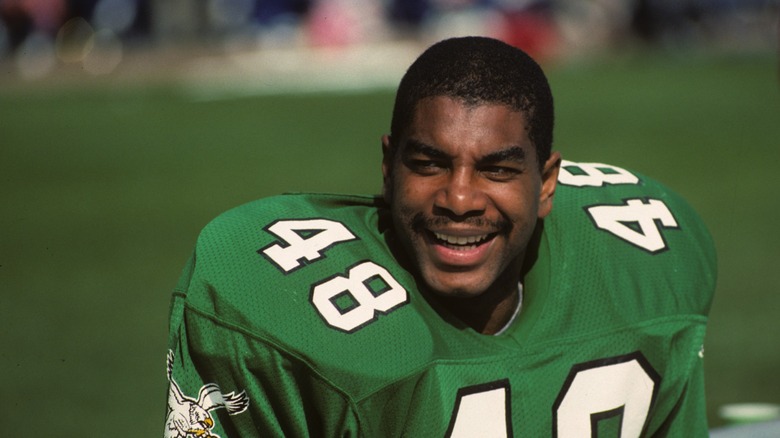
311, 261, 408, 333
558, 160, 639, 187
586, 199, 678, 253
553, 353, 660, 438
260, 219, 358, 273
446, 380, 511, 438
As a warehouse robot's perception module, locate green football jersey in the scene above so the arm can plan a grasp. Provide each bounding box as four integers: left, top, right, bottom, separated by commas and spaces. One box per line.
165, 160, 716, 437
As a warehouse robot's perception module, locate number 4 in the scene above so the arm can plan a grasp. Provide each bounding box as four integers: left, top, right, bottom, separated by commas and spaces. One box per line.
260, 219, 358, 273
553, 353, 660, 438
446, 353, 659, 437
586, 199, 678, 253
446, 380, 512, 438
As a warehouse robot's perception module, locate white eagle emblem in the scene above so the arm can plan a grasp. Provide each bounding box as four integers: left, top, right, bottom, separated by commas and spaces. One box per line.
166, 351, 249, 438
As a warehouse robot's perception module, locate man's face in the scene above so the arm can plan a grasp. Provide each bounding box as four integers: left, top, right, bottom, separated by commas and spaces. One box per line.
383, 96, 560, 299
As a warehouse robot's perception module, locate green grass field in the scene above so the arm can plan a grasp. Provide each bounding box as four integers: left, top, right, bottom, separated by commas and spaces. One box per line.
2, 49, 778, 435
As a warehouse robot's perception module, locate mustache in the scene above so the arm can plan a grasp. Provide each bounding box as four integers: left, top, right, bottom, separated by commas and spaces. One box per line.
409, 212, 512, 234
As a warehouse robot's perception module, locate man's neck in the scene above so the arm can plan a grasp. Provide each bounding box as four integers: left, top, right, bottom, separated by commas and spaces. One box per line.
437, 278, 521, 335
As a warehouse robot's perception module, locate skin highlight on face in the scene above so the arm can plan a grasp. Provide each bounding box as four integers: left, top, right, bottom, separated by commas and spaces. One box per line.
383, 96, 560, 334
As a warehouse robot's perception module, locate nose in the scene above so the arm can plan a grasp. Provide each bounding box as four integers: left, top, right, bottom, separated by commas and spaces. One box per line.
434, 168, 487, 218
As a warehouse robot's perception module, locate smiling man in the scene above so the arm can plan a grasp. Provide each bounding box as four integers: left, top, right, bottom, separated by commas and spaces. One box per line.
382, 94, 560, 335
166, 37, 717, 436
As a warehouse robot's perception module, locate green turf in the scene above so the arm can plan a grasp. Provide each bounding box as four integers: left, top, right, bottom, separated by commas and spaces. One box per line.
1, 50, 778, 434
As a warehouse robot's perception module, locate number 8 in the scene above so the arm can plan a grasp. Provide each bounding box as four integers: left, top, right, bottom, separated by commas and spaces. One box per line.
310, 261, 409, 333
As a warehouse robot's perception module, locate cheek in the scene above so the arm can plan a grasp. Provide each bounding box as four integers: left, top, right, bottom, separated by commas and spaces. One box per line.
389, 178, 421, 227
395, 176, 433, 209
495, 185, 541, 225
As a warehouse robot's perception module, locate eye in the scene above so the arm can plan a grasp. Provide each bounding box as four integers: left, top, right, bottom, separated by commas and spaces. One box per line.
405, 158, 447, 175
480, 165, 522, 181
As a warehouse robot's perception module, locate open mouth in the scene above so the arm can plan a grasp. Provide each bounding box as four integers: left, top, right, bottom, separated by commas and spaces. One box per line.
431, 231, 496, 251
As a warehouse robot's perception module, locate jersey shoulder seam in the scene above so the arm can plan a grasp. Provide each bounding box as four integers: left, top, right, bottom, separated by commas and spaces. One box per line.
182, 300, 366, 419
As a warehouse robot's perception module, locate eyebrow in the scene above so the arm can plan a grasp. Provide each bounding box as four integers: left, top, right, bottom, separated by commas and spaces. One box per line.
402, 139, 449, 160
403, 139, 526, 163
480, 146, 526, 164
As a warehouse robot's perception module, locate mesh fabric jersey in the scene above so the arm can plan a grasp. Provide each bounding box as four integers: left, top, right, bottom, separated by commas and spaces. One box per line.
165, 160, 716, 437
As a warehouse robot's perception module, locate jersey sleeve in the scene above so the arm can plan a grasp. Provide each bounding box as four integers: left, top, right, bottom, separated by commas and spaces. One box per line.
164, 253, 362, 437
540, 160, 717, 435
653, 351, 709, 436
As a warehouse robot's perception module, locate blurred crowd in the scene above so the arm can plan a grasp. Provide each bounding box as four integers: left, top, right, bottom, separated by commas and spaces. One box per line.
0, 0, 775, 79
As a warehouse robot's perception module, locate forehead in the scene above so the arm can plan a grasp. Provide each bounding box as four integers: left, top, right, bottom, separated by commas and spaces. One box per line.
404, 96, 533, 158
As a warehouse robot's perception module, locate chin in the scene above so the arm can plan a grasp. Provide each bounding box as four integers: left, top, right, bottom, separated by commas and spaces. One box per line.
422, 272, 494, 300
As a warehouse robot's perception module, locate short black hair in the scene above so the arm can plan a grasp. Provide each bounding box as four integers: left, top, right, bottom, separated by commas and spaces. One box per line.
389, 36, 554, 168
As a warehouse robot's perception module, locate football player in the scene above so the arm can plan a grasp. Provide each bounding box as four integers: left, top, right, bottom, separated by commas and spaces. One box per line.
165, 36, 716, 437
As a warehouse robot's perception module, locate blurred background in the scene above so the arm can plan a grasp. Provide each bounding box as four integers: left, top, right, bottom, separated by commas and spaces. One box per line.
0, 0, 775, 80
1, 0, 778, 435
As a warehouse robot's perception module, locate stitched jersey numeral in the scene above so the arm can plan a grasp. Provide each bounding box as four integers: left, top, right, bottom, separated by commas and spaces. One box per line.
559, 160, 678, 253
446, 380, 512, 438
553, 353, 660, 437
260, 218, 358, 273
260, 218, 407, 332
586, 199, 678, 253
311, 261, 409, 333
558, 160, 639, 187
447, 353, 659, 437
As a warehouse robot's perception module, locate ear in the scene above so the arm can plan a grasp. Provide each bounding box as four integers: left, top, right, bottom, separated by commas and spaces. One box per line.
381, 134, 394, 202
538, 151, 561, 219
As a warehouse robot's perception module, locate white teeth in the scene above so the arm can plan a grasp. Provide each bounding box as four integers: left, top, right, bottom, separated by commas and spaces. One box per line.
434, 232, 488, 245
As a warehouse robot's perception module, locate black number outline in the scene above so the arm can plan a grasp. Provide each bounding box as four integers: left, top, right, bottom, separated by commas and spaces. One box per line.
445, 379, 513, 438
258, 217, 360, 275
552, 351, 661, 438
584, 197, 681, 255
309, 260, 409, 334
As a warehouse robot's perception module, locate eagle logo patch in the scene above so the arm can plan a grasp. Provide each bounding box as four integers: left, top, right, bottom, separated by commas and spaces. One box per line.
165, 351, 249, 438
